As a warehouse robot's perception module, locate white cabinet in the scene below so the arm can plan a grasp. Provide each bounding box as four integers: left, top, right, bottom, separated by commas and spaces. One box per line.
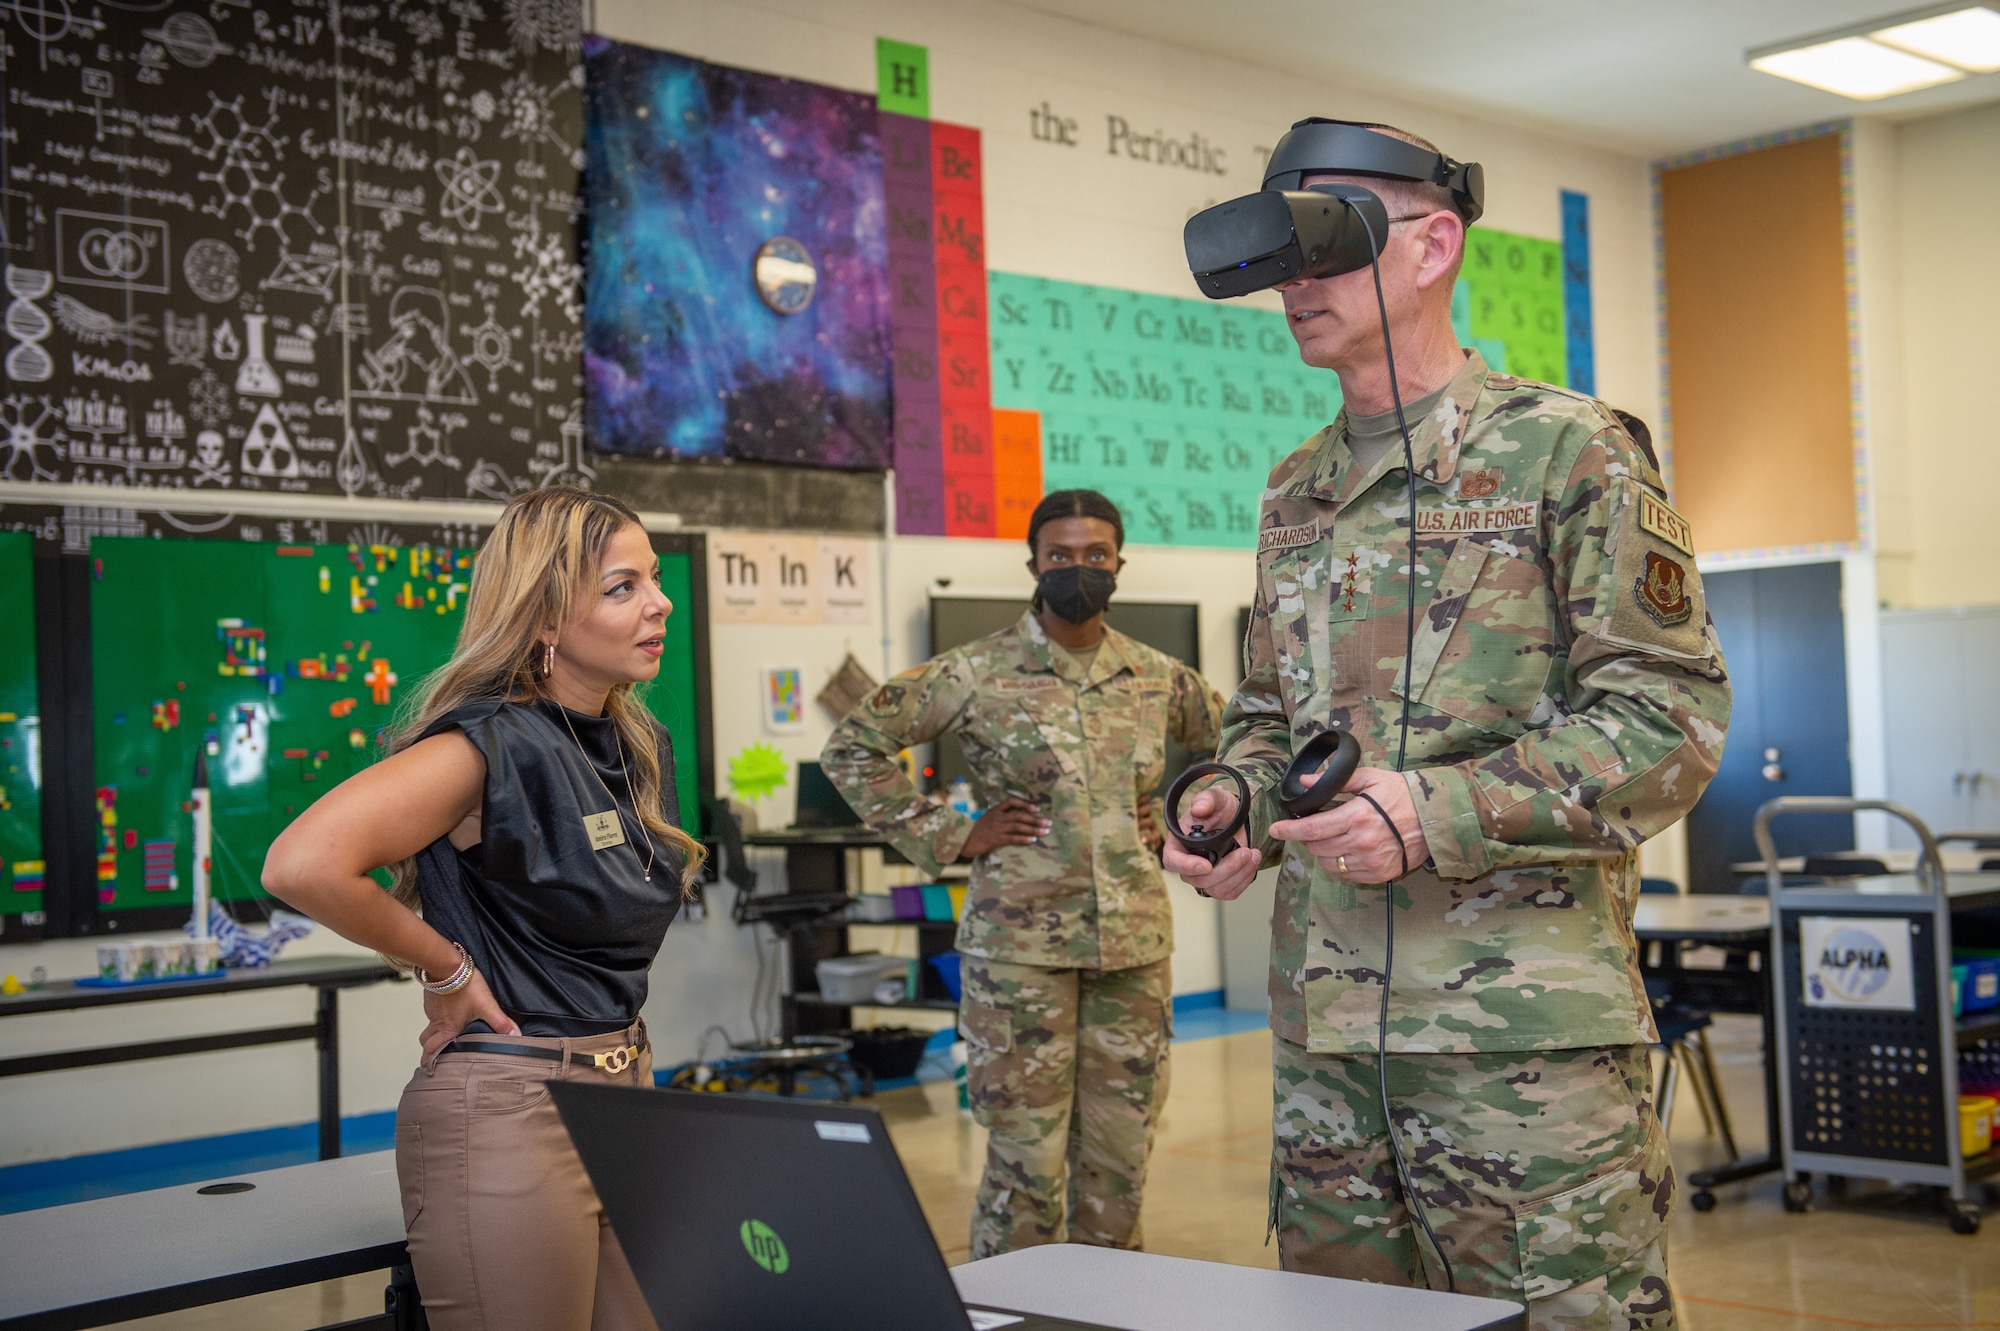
1881, 606, 2000, 842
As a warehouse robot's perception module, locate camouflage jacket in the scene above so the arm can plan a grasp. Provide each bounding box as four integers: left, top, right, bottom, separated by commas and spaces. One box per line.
823, 613, 1223, 970
1224, 349, 1731, 1054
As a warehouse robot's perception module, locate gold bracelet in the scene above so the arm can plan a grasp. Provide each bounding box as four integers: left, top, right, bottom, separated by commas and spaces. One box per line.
415, 942, 473, 995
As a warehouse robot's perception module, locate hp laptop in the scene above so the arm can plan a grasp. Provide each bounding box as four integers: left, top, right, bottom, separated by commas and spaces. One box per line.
550, 1083, 1116, 1331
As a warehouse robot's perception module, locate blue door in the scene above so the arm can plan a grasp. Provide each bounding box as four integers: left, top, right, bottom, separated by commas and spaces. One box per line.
1686, 562, 1852, 893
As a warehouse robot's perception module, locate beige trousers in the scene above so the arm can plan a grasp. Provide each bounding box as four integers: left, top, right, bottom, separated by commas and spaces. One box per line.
394, 1022, 659, 1331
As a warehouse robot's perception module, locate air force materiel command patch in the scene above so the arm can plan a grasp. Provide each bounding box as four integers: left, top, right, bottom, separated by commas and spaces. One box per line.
1635, 550, 1693, 628
1636, 491, 1694, 555
867, 682, 909, 716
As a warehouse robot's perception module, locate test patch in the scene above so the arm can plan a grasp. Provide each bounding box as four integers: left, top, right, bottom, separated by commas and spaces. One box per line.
1636, 491, 1694, 555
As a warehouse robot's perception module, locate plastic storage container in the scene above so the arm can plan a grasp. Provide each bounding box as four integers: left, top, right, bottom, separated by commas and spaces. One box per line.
847, 894, 898, 923
1954, 963, 1970, 1018
816, 953, 910, 1004
930, 950, 963, 1002
920, 883, 956, 922
890, 886, 927, 920
948, 884, 968, 918
1960, 1094, 1996, 1158
1956, 954, 2000, 1013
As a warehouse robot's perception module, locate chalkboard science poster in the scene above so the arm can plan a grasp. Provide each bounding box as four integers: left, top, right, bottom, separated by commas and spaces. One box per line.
0, 0, 589, 500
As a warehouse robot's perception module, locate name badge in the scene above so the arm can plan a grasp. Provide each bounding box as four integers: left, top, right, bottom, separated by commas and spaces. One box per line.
583, 809, 627, 851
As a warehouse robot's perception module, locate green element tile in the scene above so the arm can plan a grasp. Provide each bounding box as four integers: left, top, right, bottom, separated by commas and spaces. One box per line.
876, 38, 929, 117
0, 532, 41, 917
1462, 230, 1566, 387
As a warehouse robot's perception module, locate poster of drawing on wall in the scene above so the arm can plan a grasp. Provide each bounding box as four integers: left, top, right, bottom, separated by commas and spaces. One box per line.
762, 666, 807, 733
581, 39, 892, 468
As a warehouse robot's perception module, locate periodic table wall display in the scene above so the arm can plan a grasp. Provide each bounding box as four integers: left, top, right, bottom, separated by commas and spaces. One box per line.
0, 532, 41, 922
0, 0, 590, 501
987, 224, 1572, 551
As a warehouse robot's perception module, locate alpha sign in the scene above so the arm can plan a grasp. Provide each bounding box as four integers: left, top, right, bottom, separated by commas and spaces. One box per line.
1799, 915, 1917, 1012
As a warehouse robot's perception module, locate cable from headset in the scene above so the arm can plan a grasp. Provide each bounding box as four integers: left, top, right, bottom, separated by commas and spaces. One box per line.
1351, 204, 1455, 1296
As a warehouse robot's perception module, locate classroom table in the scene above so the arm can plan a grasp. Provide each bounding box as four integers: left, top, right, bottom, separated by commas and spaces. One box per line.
0, 955, 401, 1161
1728, 847, 1995, 876
0, 1158, 1530, 1331
0, 1154, 411, 1331
952, 1246, 1526, 1331
1633, 894, 1775, 1210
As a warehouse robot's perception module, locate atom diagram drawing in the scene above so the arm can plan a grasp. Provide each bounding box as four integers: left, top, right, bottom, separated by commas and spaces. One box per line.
434, 148, 504, 231
2, 0, 106, 72
193, 91, 324, 251
504, 0, 581, 54
462, 302, 521, 392
142, 11, 234, 67
182, 238, 241, 303
0, 393, 64, 481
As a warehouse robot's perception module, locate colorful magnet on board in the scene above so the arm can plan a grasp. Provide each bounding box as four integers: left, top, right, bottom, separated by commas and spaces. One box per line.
329, 698, 358, 718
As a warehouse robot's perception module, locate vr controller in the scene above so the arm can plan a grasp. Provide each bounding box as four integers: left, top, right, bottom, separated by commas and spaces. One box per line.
1163, 729, 1361, 866
1182, 118, 1483, 301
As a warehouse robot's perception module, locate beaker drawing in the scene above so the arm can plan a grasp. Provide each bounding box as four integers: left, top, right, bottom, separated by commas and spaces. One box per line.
236, 313, 282, 398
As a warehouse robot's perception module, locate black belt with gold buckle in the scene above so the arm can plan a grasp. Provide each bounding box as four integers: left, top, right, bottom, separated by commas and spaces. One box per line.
441, 1038, 645, 1074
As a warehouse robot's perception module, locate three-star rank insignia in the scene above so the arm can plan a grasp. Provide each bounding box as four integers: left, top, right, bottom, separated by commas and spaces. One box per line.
1635, 550, 1693, 628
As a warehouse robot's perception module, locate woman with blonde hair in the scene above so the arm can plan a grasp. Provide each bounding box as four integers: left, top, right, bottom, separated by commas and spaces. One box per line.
264, 486, 702, 1331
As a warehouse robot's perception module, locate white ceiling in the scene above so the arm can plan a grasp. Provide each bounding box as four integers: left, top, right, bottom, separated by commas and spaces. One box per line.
1012, 0, 2000, 157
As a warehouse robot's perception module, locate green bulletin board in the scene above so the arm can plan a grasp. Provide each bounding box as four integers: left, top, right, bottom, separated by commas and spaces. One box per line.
88, 538, 704, 914
0, 532, 42, 917
989, 224, 1566, 550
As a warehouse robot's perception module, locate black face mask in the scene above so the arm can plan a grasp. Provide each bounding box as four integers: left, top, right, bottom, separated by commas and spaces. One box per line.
1037, 566, 1117, 624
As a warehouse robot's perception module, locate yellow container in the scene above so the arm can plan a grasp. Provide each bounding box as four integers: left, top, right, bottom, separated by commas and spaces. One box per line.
1961, 1095, 1996, 1158
948, 884, 968, 919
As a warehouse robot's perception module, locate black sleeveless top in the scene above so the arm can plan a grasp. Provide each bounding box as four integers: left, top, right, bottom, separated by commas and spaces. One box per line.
415, 697, 686, 1036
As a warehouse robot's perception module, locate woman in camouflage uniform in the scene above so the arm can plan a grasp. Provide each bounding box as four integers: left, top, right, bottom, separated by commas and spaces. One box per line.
823, 490, 1223, 1258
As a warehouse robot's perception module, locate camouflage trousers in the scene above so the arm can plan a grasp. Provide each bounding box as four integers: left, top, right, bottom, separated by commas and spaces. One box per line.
1271, 1037, 1675, 1331
960, 957, 1173, 1260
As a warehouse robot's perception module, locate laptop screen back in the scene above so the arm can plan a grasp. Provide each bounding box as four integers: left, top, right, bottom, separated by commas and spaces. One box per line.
550, 1084, 971, 1331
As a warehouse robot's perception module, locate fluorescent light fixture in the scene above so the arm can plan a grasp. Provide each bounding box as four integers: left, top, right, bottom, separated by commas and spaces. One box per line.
1873, 6, 2000, 71
1750, 34, 1966, 98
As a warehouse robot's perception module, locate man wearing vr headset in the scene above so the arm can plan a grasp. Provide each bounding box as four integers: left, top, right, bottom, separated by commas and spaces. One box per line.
1167, 121, 1730, 1329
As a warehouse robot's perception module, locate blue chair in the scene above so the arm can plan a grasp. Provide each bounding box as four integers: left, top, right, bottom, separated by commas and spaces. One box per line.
1654, 1004, 1738, 1163
1639, 876, 1680, 895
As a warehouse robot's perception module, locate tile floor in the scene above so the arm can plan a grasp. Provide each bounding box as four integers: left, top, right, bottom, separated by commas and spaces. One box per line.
99, 1015, 2000, 1329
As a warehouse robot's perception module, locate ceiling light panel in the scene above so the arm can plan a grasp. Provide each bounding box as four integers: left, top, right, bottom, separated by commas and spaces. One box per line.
1749, 35, 1967, 98
1872, 6, 2000, 72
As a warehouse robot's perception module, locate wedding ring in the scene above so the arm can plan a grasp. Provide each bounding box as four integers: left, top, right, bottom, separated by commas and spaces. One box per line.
1338, 855, 1349, 875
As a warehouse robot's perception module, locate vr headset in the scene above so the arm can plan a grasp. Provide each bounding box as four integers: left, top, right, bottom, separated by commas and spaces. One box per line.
1184, 118, 1484, 300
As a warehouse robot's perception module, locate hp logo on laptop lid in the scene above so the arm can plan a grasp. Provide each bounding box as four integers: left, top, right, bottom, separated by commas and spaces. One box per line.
740, 1219, 790, 1274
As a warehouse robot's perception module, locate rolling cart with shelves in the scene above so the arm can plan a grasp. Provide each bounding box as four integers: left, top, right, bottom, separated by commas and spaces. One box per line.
1756, 797, 2000, 1234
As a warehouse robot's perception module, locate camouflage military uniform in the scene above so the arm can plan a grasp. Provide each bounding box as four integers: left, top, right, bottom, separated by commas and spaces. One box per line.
823, 613, 1222, 1258
1222, 350, 1729, 1327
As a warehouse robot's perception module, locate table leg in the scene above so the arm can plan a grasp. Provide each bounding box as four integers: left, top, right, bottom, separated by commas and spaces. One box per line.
316, 986, 341, 1161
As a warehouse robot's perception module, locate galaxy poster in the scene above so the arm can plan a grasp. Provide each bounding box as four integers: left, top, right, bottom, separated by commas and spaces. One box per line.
581, 39, 892, 469
0, 0, 591, 501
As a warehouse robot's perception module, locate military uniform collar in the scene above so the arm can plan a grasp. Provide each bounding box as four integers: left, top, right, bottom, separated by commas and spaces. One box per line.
1282, 348, 1491, 508
1018, 611, 1130, 688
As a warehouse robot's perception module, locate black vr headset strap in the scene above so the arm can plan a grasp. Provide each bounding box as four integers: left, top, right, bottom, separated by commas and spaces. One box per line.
1263, 118, 1483, 225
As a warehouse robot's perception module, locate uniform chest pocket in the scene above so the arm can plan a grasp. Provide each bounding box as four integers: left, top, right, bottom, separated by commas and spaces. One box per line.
1394, 539, 1557, 737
